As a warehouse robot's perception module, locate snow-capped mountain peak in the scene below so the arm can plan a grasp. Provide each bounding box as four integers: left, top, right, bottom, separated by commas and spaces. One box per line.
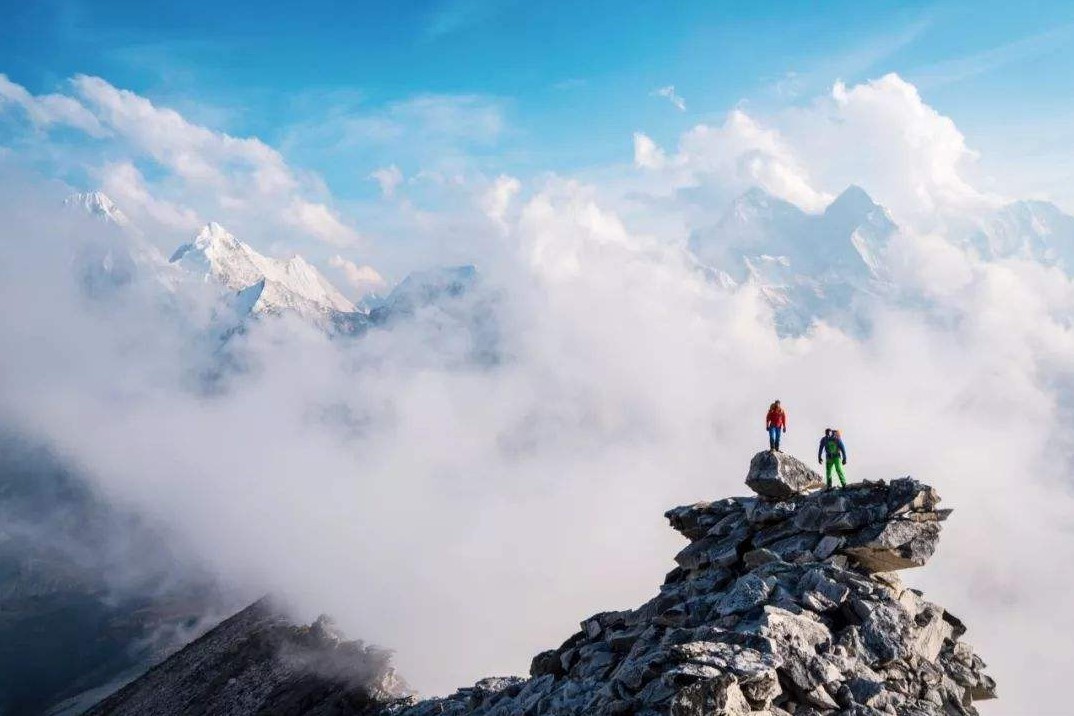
970, 199, 1074, 267
64, 191, 131, 227
823, 184, 879, 218
170, 222, 357, 316
688, 185, 900, 335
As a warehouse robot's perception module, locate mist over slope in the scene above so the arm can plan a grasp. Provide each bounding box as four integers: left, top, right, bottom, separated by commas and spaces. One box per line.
1, 72, 1074, 713
0, 432, 237, 715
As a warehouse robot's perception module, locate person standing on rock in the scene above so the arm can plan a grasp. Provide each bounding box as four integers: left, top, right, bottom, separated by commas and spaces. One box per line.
818, 428, 847, 489
765, 400, 787, 451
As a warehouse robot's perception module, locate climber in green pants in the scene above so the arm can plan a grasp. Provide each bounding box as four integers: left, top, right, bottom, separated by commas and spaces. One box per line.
817, 428, 847, 488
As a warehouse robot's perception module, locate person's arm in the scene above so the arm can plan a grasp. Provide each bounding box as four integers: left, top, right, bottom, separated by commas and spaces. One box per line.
839, 439, 847, 463
817, 439, 824, 463
783, 412, 787, 432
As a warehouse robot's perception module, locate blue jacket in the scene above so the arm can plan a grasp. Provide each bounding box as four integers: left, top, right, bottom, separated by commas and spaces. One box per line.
818, 435, 847, 462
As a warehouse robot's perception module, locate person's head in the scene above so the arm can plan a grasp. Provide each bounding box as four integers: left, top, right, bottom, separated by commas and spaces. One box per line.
824, 428, 832, 437
833, 429, 841, 438
772, 400, 781, 410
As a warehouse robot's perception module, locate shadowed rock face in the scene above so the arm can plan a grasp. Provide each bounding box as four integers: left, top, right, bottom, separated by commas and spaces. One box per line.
84, 599, 407, 716
93, 457, 995, 716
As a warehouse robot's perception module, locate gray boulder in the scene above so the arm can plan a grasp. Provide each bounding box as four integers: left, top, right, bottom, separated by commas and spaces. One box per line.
745, 450, 824, 499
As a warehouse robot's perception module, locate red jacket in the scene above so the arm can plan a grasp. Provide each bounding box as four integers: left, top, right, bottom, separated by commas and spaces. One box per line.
766, 407, 786, 430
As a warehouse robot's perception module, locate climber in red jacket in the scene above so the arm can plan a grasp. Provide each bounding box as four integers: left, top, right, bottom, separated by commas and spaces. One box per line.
765, 400, 787, 452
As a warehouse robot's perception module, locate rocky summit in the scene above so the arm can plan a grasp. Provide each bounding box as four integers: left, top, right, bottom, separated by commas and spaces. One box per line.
94, 452, 996, 715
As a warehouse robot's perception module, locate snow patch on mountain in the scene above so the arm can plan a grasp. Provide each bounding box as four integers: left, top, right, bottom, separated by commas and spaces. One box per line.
61, 191, 175, 297
689, 185, 898, 334
970, 199, 1074, 267
64, 191, 130, 227
169, 222, 357, 316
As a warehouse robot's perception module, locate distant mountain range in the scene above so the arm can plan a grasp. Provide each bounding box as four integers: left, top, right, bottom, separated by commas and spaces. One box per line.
689, 184, 1074, 334
61, 191, 480, 337
60, 187, 1074, 339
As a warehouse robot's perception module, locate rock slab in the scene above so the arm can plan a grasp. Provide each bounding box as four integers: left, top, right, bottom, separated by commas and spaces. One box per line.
746, 450, 825, 499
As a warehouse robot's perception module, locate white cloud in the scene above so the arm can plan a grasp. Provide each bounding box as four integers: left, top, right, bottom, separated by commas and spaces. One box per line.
370, 164, 404, 198
283, 199, 361, 247
73, 75, 295, 192
632, 132, 666, 170
329, 255, 387, 295
628, 74, 1002, 225
633, 111, 831, 212
651, 85, 686, 111
480, 174, 520, 227
781, 73, 998, 223
97, 161, 201, 231
0, 74, 107, 137
0, 74, 361, 251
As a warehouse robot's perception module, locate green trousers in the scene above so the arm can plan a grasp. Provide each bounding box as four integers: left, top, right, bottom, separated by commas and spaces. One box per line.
825, 458, 846, 487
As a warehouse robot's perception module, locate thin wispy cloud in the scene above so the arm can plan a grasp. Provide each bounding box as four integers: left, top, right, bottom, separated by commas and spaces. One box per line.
908, 24, 1074, 89
651, 85, 686, 111
423, 0, 517, 39
552, 78, 588, 91
759, 16, 932, 102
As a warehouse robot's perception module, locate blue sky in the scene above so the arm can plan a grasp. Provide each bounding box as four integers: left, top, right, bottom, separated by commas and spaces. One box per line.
5, 0, 1074, 199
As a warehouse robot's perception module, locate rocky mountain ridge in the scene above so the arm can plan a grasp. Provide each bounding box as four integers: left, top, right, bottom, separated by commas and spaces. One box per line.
92, 452, 995, 715
84, 598, 406, 716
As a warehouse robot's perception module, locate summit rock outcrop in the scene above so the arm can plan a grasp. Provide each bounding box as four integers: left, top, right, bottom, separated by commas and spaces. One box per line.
91, 452, 995, 715
390, 452, 993, 715
745, 451, 824, 499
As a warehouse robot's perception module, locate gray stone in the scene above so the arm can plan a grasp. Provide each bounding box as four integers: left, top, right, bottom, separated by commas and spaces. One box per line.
715, 574, 773, 616
758, 607, 832, 658
742, 548, 782, 568
669, 674, 751, 716
745, 450, 824, 499
745, 498, 799, 525
845, 520, 942, 572
911, 605, 955, 662
798, 568, 851, 607
766, 532, 820, 562
813, 535, 843, 560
